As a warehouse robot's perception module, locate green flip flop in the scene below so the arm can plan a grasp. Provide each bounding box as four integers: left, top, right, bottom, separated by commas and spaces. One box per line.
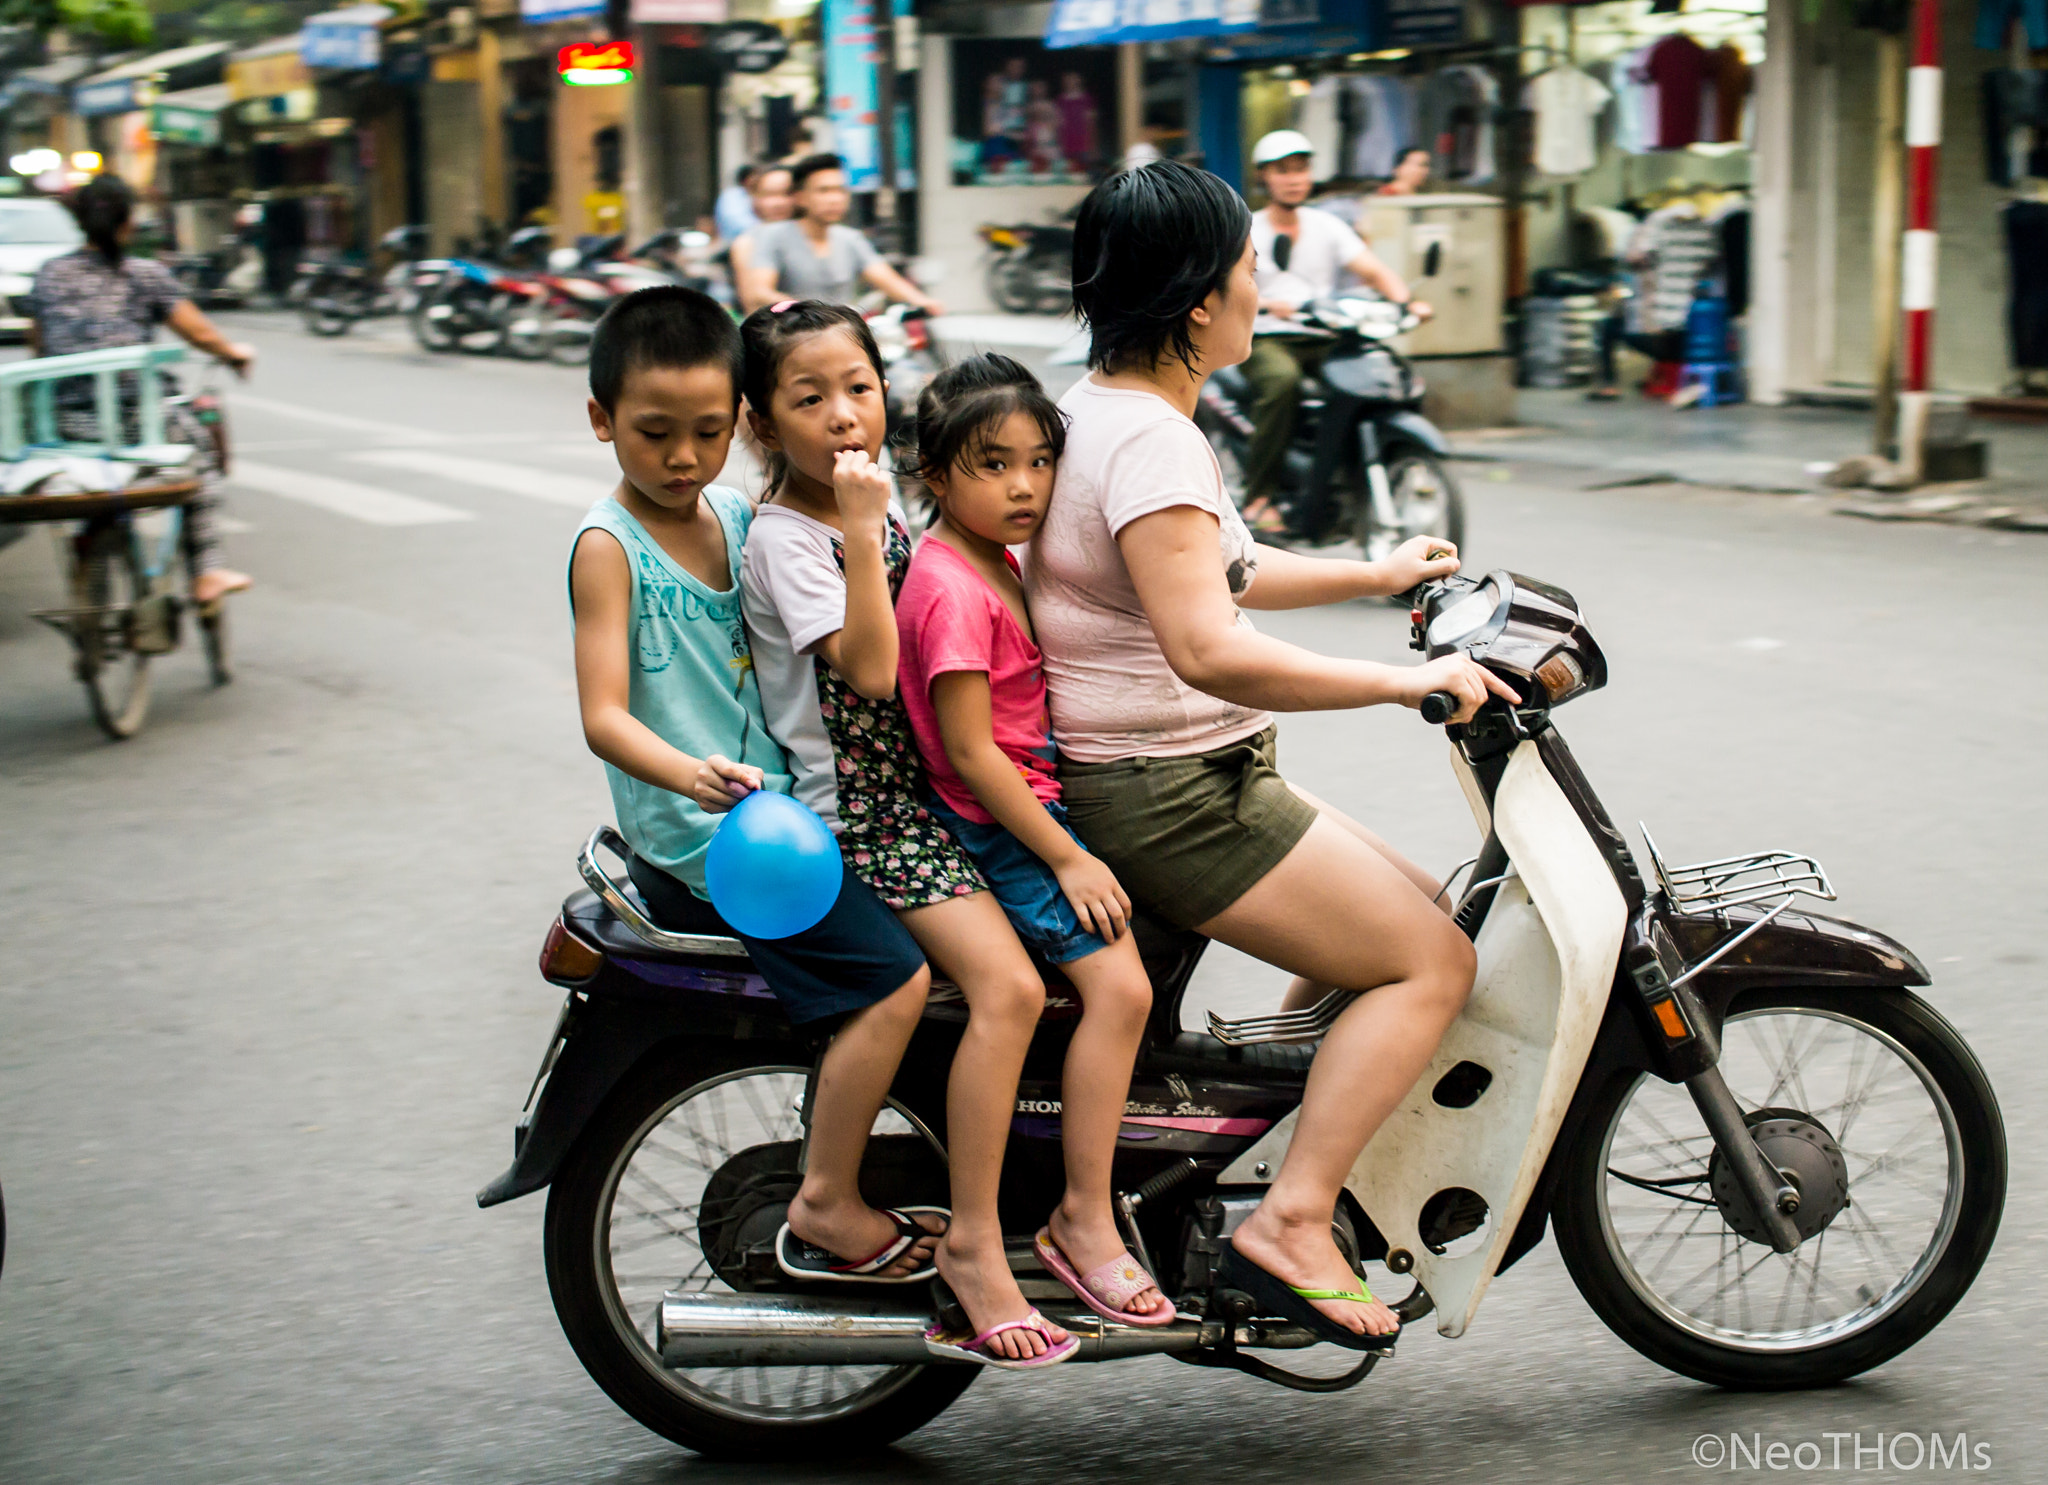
1218, 1240, 1399, 1353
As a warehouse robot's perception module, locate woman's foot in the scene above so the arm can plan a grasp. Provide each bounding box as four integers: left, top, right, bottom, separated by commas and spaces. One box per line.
1047, 1201, 1167, 1317
785, 1191, 942, 1277
1228, 1203, 1398, 1337
192, 568, 252, 605
936, 1233, 1069, 1360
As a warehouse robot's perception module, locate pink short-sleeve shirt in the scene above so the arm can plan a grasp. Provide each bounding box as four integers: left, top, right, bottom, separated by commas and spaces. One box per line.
1024, 377, 1272, 763
895, 536, 1061, 824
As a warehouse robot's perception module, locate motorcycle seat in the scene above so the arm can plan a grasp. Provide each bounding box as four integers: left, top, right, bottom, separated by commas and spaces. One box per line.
1148, 1031, 1316, 1080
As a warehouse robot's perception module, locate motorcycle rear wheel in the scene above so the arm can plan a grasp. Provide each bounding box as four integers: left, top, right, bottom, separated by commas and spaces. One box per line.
74, 522, 152, 740
1552, 986, 2004, 1389
544, 1045, 974, 1458
301, 296, 354, 336
985, 255, 1041, 315
410, 291, 460, 353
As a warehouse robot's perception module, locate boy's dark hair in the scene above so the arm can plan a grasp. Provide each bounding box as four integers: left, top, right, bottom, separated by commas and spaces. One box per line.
790, 153, 844, 190
588, 285, 742, 414
69, 174, 135, 266
911, 353, 1065, 493
738, 298, 887, 497
1071, 158, 1252, 378
734, 163, 757, 187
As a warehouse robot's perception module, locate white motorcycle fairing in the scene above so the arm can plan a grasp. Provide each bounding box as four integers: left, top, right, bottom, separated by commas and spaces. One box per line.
1218, 740, 1627, 1338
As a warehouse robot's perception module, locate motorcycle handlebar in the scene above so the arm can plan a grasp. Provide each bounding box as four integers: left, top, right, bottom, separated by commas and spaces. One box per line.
1420, 691, 1459, 725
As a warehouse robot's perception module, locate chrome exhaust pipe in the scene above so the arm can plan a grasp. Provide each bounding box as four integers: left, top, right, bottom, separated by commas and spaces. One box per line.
657, 1291, 1294, 1367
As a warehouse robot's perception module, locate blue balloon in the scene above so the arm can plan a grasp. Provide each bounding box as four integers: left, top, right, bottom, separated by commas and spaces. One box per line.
704, 790, 844, 940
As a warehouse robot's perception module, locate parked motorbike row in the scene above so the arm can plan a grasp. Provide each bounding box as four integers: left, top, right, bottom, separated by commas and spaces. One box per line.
289, 224, 723, 365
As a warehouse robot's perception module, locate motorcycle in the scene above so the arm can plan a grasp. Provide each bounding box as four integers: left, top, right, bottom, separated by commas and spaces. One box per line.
868, 302, 945, 446
410, 226, 555, 356
480, 568, 2005, 1459
1197, 299, 1464, 562
505, 230, 726, 366
296, 225, 431, 337
979, 216, 1073, 316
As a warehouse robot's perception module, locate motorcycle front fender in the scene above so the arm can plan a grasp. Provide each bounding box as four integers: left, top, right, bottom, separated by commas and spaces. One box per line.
1380, 407, 1450, 458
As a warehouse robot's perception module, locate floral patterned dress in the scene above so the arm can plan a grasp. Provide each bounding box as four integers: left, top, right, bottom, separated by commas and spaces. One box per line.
821, 516, 986, 910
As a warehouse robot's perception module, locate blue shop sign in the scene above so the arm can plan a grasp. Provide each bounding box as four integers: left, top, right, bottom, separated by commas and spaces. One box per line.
73, 78, 139, 116
301, 15, 384, 70
1047, 0, 1260, 49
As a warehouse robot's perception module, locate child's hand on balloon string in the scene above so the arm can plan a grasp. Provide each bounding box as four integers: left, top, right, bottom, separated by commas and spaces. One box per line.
693, 754, 762, 814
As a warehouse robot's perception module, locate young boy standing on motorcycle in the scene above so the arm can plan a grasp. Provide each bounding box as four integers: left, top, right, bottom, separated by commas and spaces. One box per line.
568, 287, 947, 1288
894, 355, 1171, 1332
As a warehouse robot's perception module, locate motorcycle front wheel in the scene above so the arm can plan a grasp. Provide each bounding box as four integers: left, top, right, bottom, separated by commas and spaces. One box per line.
1352, 445, 1464, 564
985, 254, 1040, 315
409, 287, 461, 352
543, 1044, 973, 1459
1552, 986, 2005, 1389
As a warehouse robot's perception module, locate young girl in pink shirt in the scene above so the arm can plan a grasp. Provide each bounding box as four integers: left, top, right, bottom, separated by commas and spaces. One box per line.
894, 354, 1171, 1331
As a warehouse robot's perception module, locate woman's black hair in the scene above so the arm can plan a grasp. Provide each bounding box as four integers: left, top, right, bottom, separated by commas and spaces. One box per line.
738, 298, 887, 498
1070, 158, 1252, 378
68, 175, 134, 266
910, 353, 1065, 496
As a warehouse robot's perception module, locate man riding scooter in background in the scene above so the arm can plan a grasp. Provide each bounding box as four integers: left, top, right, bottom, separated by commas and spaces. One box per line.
1241, 130, 1432, 535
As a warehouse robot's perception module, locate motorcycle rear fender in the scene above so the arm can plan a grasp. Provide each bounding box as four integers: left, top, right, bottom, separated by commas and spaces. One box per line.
1380, 408, 1450, 458
475, 974, 794, 1209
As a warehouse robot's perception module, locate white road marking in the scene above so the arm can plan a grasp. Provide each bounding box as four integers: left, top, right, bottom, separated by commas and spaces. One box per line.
228, 394, 454, 443
228, 460, 475, 526
350, 447, 609, 508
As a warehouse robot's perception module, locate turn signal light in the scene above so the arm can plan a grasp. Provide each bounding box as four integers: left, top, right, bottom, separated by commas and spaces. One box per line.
539, 917, 604, 985
1650, 996, 1690, 1041
1535, 651, 1587, 702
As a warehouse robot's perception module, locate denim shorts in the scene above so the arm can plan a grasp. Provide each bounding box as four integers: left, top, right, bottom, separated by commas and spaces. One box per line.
925, 796, 1110, 964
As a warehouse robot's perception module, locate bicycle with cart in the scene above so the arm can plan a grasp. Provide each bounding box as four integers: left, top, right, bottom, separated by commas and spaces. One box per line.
0, 342, 232, 739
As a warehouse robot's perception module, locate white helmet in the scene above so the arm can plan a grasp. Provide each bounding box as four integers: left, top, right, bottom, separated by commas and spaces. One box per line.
1251, 129, 1316, 168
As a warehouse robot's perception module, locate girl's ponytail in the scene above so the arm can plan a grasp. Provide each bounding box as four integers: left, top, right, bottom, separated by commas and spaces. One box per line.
68, 175, 134, 266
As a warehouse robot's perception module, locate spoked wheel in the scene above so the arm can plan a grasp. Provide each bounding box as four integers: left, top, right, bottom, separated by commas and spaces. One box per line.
544, 1048, 971, 1458
73, 523, 152, 739
410, 289, 461, 352
1354, 447, 1464, 565
985, 256, 1039, 315
1553, 986, 2005, 1389
301, 298, 354, 336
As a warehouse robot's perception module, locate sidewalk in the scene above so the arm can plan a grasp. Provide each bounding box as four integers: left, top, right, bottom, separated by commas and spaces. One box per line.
1452, 388, 2048, 532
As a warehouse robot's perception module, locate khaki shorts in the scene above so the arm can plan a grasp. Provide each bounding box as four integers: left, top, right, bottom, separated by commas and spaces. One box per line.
1058, 726, 1318, 930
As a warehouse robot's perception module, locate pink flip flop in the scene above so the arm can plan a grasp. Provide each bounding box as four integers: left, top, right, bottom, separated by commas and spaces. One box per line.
922, 1308, 1079, 1369
1033, 1227, 1178, 1327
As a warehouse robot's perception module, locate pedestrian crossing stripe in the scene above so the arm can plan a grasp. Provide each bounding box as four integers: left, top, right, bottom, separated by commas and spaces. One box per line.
227, 460, 474, 527
350, 448, 612, 508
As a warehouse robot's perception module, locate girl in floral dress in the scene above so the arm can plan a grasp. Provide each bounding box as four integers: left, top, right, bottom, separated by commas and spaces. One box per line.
738, 300, 1075, 1369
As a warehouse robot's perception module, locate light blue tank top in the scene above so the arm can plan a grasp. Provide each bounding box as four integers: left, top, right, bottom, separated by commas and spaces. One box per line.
570, 487, 793, 897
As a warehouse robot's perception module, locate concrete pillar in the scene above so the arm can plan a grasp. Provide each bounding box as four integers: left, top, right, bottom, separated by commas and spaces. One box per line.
477, 25, 508, 230
1117, 42, 1142, 156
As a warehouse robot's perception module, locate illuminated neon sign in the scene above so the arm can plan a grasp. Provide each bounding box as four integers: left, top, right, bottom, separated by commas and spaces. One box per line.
558, 42, 633, 85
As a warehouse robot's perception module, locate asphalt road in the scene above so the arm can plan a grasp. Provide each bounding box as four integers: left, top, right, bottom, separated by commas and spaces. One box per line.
2, 314, 2043, 1484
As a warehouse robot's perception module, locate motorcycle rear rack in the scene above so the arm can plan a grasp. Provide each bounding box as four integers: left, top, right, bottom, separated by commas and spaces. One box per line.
1207, 985, 1359, 1048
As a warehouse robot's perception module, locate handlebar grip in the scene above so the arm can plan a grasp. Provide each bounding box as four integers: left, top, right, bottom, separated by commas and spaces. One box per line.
1420, 691, 1459, 725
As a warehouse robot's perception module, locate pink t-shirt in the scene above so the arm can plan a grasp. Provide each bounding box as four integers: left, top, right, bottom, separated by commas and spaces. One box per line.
895, 536, 1061, 824
1026, 378, 1272, 763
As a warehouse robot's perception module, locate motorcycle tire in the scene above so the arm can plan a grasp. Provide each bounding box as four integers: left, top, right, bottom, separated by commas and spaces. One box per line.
410, 291, 460, 353
1352, 446, 1464, 566
543, 1043, 975, 1459
985, 255, 1040, 316
1551, 985, 2005, 1390
74, 522, 152, 740
301, 298, 354, 337
546, 306, 596, 367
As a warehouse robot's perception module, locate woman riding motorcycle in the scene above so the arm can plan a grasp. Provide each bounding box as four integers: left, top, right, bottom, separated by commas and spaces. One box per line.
28, 175, 255, 605
1028, 159, 1515, 1345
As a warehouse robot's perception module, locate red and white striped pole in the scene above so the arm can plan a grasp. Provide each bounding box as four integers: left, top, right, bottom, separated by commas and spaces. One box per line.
1898, 0, 1943, 479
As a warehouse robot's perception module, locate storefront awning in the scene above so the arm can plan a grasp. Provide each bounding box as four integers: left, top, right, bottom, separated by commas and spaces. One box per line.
227, 36, 313, 102
72, 40, 233, 114
0, 55, 91, 110
1045, 0, 1261, 49
152, 83, 232, 146
300, 4, 392, 71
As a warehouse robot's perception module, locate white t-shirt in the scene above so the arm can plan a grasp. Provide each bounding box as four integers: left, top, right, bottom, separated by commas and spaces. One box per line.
739, 500, 906, 829
1251, 204, 1370, 311
1026, 378, 1272, 764
1525, 66, 1613, 178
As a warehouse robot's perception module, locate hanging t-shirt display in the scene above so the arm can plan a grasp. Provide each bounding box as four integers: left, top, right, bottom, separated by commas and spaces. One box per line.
1639, 34, 1710, 150
1524, 65, 1613, 177
1606, 48, 1657, 153
1421, 65, 1497, 185
1343, 74, 1418, 180
1297, 76, 1343, 180
1708, 43, 1752, 143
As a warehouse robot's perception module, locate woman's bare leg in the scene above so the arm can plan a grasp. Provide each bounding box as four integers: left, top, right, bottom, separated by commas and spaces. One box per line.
898, 892, 1066, 1360
1199, 815, 1475, 1336
1277, 786, 1450, 1013
1045, 935, 1166, 1314
784, 970, 944, 1274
